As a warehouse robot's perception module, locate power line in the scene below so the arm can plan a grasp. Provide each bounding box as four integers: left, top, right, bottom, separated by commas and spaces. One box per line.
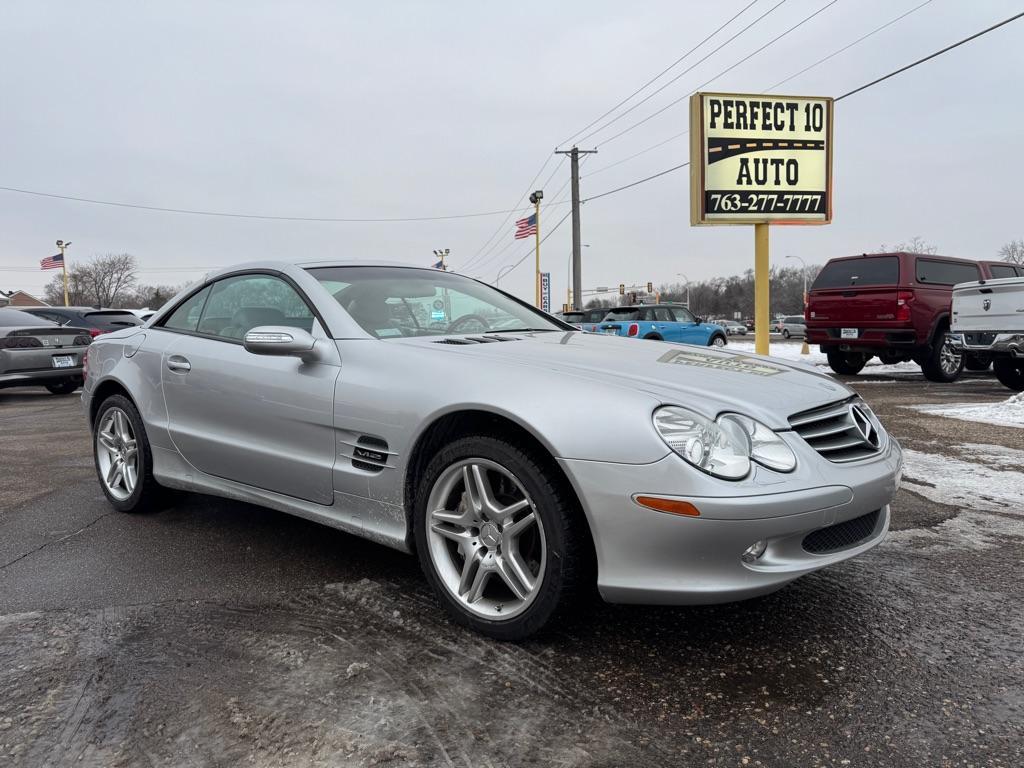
583, 0, 936, 179
557, 0, 761, 148
835, 8, 1024, 101
0, 184, 562, 224
460, 155, 566, 273
595, 0, 841, 147
573, 0, 792, 147
582, 9, 1024, 203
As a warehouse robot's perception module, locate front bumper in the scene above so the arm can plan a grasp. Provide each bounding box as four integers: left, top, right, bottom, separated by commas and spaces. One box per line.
559, 437, 902, 605
948, 331, 1024, 357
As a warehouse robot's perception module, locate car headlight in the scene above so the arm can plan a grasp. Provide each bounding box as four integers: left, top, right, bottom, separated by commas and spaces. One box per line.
653, 407, 796, 480
653, 407, 750, 480
718, 414, 797, 472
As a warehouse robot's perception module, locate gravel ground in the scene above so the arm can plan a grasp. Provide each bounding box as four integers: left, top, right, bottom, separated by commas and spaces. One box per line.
1, 356, 1021, 767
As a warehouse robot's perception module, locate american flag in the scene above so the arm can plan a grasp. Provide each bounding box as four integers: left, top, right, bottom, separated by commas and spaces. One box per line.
40, 253, 64, 270
514, 213, 537, 240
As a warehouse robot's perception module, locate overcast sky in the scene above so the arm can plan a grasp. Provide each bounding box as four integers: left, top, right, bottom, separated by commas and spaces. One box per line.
2, 0, 1022, 305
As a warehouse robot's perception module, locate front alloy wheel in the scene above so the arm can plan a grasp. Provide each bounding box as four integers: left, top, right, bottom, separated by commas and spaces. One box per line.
414, 436, 588, 640
426, 459, 546, 620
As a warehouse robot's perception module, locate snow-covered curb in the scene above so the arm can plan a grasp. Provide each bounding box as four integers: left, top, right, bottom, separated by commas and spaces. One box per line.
726, 341, 921, 376
906, 391, 1024, 429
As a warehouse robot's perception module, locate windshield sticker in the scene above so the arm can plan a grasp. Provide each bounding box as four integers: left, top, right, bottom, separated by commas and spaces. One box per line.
374, 327, 403, 337
657, 348, 785, 377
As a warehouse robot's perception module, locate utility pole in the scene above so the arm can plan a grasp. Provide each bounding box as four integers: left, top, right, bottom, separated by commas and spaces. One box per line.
555, 147, 596, 310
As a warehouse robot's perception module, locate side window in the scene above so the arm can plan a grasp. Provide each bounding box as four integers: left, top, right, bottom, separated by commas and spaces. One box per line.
653, 307, 674, 322
674, 307, 696, 323
199, 274, 315, 341
916, 259, 980, 285
161, 286, 211, 332
989, 265, 1017, 279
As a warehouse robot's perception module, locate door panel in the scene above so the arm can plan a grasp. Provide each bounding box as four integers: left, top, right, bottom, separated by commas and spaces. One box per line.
162, 335, 339, 504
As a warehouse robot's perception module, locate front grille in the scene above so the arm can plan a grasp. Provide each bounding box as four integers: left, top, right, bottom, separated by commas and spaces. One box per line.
789, 398, 883, 463
803, 510, 880, 554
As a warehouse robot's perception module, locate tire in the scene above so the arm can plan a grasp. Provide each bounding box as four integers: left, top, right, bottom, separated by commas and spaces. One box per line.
642, 333, 663, 341
93, 394, 165, 513
782, 329, 791, 339
709, 334, 727, 348
920, 330, 963, 383
964, 352, 992, 372
993, 358, 1024, 391
45, 379, 79, 395
413, 436, 588, 641
827, 349, 868, 375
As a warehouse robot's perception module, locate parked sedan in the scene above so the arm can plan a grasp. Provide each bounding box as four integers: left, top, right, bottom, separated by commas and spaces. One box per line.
720, 319, 748, 336
19, 306, 143, 337
0, 308, 91, 394
83, 261, 902, 639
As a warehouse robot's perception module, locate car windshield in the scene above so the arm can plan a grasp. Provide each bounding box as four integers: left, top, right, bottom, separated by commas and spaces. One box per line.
603, 309, 639, 321
306, 266, 566, 338
0, 309, 57, 327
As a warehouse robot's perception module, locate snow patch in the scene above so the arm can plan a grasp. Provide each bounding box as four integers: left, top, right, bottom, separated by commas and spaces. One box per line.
900, 448, 1024, 515
906, 392, 1024, 429
726, 341, 922, 376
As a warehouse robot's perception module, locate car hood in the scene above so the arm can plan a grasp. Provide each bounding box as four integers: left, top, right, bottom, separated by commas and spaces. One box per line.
395, 331, 852, 429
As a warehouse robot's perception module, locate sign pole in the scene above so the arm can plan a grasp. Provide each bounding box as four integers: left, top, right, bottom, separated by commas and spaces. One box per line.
754, 223, 770, 356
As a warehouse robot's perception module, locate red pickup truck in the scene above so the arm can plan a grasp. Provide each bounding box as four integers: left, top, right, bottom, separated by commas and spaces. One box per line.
806, 252, 1021, 382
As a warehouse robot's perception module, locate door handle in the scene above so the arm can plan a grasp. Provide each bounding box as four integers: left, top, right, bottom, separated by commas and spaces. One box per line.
167, 355, 191, 373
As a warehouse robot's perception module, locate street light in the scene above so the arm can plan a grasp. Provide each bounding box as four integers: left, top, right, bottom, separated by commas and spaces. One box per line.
676, 272, 690, 309
433, 248, 450, 270
495, 263, 516, 287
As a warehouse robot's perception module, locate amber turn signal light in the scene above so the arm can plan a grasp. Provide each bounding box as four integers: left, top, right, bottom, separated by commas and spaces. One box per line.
634, 495, 701, 517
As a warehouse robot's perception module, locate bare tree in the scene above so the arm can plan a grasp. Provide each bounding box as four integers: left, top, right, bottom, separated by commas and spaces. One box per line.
42, 253, 138, 307
880, 236, 938, 254
998, 239, 1024, 265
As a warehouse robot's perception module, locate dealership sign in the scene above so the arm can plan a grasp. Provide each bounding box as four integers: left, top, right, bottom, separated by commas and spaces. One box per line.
540, 272, 551, 313
690, 92, 833, 225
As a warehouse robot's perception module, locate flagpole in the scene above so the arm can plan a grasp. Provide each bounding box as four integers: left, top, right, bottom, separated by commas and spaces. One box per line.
56, 240, 70, 306
529, 190, 543, 308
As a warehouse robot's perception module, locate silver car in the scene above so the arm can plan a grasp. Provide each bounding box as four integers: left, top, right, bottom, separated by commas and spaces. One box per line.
82, 262, 902, 639
0, 308, 91, 395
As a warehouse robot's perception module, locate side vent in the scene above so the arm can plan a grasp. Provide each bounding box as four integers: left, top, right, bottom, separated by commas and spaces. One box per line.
352, 436, 389, 473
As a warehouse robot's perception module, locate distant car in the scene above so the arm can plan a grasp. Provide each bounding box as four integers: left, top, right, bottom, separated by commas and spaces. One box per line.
557, 308, 607, 330
595, 304, 727, 346
776, 315, 807, 339
720, 320, 748, 336
0, 308, 91, 394
19, 307, 144, 337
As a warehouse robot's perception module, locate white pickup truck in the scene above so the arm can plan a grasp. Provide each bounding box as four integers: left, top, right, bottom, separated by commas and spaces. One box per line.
950, 276, 1024, 391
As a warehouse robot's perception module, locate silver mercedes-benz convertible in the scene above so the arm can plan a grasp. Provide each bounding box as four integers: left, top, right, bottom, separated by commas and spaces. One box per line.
82, 261, 902, 639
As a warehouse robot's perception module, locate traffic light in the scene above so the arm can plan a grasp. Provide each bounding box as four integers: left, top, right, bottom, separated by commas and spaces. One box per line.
646, 281, 653, 293
619, 283, 625, 295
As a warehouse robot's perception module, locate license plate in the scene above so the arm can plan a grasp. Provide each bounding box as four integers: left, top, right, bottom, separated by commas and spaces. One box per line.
840, 328, 859, 339
51, 355, 75, 369
603, 328, 619, 335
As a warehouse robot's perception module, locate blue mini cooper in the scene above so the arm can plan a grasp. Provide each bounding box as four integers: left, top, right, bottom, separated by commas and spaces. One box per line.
589, 304, 728, 346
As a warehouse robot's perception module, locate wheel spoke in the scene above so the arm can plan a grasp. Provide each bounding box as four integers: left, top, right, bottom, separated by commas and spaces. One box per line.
496, 554, 531, 601
123, 463, 136, 493
429, 520, 473, 545
113, 411, 128, 442
465, 560, 491, 604
504, 510, 536, 539
98, 431, 118, 455
495, 498, 529, 525
458, 548, 484, 598
462, 464, 491, 516
106, 458, 122, 486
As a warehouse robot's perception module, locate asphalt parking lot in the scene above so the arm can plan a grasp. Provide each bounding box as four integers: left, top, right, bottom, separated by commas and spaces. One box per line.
1, 353, 1022, 766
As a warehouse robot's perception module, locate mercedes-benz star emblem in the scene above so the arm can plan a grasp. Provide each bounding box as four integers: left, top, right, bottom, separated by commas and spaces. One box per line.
849, 405, 879, 448
982, 299, 991, 311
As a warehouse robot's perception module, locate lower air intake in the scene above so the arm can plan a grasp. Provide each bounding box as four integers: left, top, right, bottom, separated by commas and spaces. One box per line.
802, 509, 880, 554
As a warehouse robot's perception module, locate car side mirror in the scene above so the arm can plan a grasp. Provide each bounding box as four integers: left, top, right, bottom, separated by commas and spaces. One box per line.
243, 326, 321, 361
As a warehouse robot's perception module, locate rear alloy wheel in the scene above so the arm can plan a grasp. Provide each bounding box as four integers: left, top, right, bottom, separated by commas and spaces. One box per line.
93, 394, 165, 512
827, 349, 868, 375
782, 329, 791, 339
710, 335, 727, 347
45, 379, 79, 395
921, 330, 963, 383
993, 358, 1024, 391
415, 436, 586, 640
